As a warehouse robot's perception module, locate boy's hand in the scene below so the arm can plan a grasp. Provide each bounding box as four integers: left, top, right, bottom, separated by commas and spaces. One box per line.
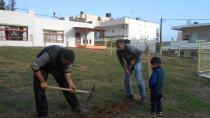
40, 82, 48, 90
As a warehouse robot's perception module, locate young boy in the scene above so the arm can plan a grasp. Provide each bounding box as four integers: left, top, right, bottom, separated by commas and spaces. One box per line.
149, 57, 164, 116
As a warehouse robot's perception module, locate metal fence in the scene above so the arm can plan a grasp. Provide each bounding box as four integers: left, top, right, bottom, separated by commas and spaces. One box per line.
197, 42, 210, 74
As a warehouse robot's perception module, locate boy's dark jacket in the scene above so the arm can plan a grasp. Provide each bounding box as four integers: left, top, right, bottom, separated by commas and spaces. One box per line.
149, 66, 164, 94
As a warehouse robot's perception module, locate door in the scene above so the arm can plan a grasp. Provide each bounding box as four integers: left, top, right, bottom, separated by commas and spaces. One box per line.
191, 33, 197, 43
75, 32, 81, 47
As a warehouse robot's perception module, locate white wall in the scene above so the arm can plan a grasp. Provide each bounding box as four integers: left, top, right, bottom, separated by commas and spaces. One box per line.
99, 17, 159, 52
100, 18, 126, 26
130, 39, 157, 53
0, 10, 94, 47
127, 18, 159, 53
127, 18, 159, 41
100, 18, 128, 39
101, 25, 128, 39
99, 17, 159, 41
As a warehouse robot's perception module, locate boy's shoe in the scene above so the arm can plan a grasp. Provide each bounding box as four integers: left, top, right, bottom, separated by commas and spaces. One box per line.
151, 112, 157, 117
37, 115, 48, 118
158, 112, 163, 116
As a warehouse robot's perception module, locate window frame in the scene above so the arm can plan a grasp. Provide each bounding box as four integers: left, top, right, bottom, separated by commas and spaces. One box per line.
0, 24, 28, 41
43, 30, 64, 43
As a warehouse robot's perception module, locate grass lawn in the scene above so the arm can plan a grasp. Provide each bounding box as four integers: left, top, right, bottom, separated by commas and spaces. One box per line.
0, 47, 210, 118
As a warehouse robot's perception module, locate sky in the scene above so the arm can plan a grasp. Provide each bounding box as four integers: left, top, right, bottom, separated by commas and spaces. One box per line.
9, 0, 210, 41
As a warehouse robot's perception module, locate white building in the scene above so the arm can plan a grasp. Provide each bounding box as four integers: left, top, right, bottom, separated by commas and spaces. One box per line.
0, 10, 159, 51
163, 23, 210, 57
172, 23, 210, 42
0, 10, 100, 47
69, 11, 112, 26
98, 17, 159, 53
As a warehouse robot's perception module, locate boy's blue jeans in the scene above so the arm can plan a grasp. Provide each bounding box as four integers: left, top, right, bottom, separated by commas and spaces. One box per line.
123, 61, 146, 97
150, 90, 162, 113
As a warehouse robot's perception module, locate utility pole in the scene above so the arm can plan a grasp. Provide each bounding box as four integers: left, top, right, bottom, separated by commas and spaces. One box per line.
160, 18, 163, 56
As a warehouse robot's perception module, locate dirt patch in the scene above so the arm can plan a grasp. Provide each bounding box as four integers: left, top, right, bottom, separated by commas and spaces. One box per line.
86, 99, 139, 118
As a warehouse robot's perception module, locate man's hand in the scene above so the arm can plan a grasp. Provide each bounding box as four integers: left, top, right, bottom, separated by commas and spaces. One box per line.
34, 70, 48, 90
65, 72, 77, 93
40, 82, 48, 90
69, 83, 76, 93
125, 68, 131, 75
130, 58, 136, 65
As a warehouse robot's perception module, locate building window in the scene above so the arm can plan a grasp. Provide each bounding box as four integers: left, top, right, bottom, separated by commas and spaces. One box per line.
89, 40, 92, 44
122, 24, 128, 29
183, 34, 190, 41
43, 30, 64, 43
0, 25, 28, 41
83, 39, 88, 44
156, 28, 159, 40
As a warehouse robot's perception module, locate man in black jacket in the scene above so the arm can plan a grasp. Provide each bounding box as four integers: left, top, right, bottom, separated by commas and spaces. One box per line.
31, 45, 81, 118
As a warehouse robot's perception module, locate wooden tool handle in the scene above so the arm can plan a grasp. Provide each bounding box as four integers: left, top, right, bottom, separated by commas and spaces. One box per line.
48, 86, 91, 94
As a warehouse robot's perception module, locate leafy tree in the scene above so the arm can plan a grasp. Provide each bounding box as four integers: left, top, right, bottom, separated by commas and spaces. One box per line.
0, 0, 6, 10
8, 0, 16, 11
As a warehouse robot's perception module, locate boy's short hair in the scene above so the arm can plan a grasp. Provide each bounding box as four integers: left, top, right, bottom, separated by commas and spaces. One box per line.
116, 39, 125, 45
150, 57, 161, 65
61, 49, 75, 63
124, 39, 130, 44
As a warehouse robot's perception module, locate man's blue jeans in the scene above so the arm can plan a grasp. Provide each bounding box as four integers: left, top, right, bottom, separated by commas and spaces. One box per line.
123, 61, 146, 97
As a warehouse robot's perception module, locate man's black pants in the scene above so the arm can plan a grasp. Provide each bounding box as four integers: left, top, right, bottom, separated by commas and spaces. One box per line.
150, 90, 162, 113
33, 70, 79, 117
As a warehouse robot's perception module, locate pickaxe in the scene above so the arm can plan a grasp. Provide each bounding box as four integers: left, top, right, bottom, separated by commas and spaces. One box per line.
48, 85, 95, 102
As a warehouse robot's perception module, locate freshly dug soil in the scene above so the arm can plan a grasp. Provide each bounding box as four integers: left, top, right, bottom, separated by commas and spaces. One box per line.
86, 99, 139, 118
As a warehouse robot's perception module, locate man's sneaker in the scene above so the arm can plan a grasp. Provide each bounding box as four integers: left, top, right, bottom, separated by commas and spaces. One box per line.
127, 95, 134, 100
139, 97, 145, 105
158, 112, 163, 116
72, 106, 88, 113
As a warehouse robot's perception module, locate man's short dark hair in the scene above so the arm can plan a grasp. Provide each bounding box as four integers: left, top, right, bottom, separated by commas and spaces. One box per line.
116, 39, 125, 45
61, 49, 75, 63
150, 57, 161, 65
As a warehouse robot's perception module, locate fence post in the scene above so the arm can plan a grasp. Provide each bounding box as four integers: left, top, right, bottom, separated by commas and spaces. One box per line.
110, 39, 113, 56
178, 45, 180, 57
146, 45, 151, 78
197, 42, 201, 73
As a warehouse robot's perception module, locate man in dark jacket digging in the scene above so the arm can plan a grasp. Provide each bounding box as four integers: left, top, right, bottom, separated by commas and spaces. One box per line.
116, 39, 146, 104
31, 45, 81, 118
